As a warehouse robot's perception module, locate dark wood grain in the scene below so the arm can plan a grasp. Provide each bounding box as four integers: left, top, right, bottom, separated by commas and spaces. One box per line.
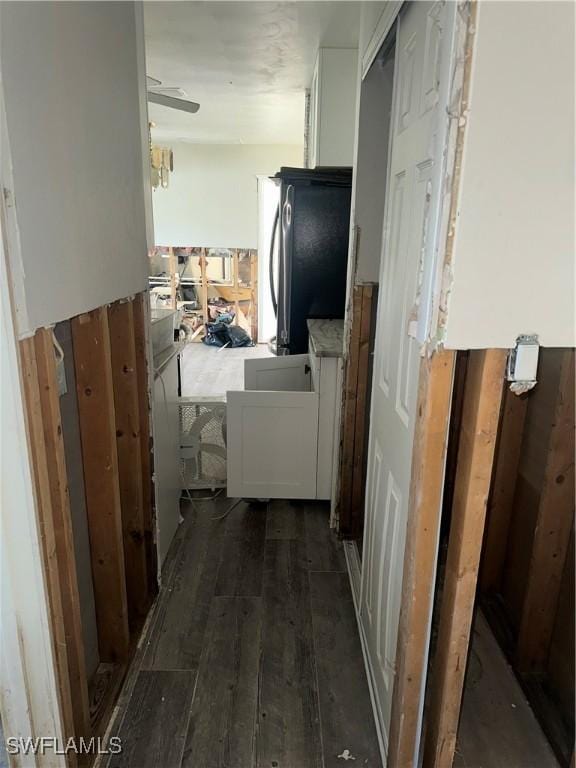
142, 510, 224, 671
309, 572, 382, 767
215, 502, 266, 597
182, 597, 262, 767
256, 540, 322, 768
265, 499, 305, 540
107, 670, 195, 768
304, 502, 346, 572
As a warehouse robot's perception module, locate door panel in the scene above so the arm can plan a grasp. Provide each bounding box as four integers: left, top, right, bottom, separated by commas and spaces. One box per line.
227, 389, 318, 499
359, 0, 457, 756
244, 354, 311, 392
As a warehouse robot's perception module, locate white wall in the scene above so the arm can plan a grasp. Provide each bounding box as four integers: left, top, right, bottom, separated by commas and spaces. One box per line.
0, 1, 152, 337
442, 0, 575, 349
152, 143, 303, 247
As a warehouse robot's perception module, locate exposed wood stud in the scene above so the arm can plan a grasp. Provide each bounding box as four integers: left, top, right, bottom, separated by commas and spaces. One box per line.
388, 349, 456, 768
233, 249, 240, 325
250, 249, 258, 342
350, 284, 374, 532
337, 284, 375, 537
33, 328, 92, 743
71, 307, 130, 662
19, 337, 78, 766
480, 386, 528, 593
133, 292, 158, 598
516, 350, 575, 674
108, 300, 149, 626
200, 248, 209, 323
338, 286, 362, 532
168, 247, 177, 309
423, 349, 507, 768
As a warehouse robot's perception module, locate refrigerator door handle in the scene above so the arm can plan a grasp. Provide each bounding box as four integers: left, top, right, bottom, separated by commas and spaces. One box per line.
279, 185, 294, 349
269, 204, 279, 317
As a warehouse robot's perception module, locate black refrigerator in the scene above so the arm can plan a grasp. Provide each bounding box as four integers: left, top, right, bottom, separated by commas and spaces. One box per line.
270, 167, 352, 355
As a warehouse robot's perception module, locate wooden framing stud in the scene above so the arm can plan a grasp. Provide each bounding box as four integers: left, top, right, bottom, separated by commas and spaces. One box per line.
250, 249, 258, 342
480, 385, 528, 593
200, 248, 209, 323
33, 328, 92, 742
388, 349, 456, 768
422, 349, 507, 768
516, 350, 575, 675
108, 300, 149, 627
337, 284, 375, 537
19, 336, 78, 765
168, 247, 177, 309
71, 307, 130, 662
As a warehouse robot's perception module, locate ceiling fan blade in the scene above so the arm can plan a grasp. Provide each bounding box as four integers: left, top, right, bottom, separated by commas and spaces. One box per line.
147, 91, 200, 114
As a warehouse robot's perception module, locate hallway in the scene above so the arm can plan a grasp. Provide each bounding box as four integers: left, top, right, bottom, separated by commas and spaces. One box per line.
105, 498, 381, 768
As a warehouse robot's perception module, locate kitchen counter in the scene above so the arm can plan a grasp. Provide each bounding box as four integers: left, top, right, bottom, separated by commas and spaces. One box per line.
153, 342, 185, 377
307, 319, 344, 358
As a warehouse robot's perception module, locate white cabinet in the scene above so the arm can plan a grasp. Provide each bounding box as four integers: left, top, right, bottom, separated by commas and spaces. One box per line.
227, 330, 343, 505
308, 48, 358, 168
153, 352, 181, 570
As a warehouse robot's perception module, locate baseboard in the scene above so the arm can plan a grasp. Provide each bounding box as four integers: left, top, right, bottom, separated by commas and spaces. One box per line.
344, 540, 388, 764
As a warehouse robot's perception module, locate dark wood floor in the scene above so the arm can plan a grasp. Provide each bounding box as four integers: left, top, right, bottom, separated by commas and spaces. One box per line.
104, 497, 381, 768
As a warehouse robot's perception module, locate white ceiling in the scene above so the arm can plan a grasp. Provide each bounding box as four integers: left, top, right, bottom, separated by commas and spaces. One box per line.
144, 2, 360, 145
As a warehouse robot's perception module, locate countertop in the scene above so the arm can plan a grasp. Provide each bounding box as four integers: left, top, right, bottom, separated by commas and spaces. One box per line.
153, 342, 185, 377
307, 319, 344, 358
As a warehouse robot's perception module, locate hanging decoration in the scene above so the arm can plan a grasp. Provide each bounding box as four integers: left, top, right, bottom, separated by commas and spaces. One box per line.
151, 146, 173, 189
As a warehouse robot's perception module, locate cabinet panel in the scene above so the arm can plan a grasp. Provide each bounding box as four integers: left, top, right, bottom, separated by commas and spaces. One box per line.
227, 390, 319, 499
153, 355, 181, 569
244, 354, 311, 392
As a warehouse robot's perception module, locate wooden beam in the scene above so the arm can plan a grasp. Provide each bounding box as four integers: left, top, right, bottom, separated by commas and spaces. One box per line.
250, 249, 258, 342
108, 300, 149, 627
19, 337, 78, 765
337, 284, 363, 534
33, 328, 92, 742
168, 247, 177, 309
516, 350, 575, 674
388, 349, 456, 768
422, 349, 507, 768
132, 292, 158, 599
350, 284, 375, 537
480, 386, 528, 593
200, 248, 209, 323
233, 249, 240, 325
71, 307, 130, 662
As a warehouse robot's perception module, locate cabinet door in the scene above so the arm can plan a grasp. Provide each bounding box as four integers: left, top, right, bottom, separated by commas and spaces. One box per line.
227, 389, 319, 499
244, 354, 311, 392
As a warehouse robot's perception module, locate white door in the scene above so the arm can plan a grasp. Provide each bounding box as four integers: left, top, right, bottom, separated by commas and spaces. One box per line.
227, 355, 318, 499
359, 0, 457, 756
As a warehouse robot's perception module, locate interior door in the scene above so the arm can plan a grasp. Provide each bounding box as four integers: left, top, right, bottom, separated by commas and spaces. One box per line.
244, 354, 311, 392
359, 0, 457, 756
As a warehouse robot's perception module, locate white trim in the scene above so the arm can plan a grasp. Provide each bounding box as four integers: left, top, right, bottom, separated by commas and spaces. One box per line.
1, 104, 66, 763
344, 541, 388, 764
361, 1, 403, 79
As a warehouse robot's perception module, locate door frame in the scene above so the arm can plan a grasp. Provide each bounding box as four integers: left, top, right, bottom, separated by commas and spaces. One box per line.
341, 1, 479, 763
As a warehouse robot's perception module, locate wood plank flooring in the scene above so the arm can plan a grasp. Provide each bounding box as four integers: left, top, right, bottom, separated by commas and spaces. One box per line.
104, 498, 381, 768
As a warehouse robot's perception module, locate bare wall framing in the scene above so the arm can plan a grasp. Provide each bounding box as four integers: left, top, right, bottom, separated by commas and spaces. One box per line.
17, 291, 157, 748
